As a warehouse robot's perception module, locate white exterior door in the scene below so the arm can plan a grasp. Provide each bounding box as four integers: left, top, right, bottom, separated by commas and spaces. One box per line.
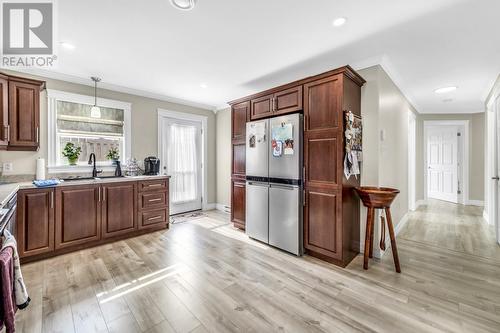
160, 117, 203, 215
427, 126, 459, 203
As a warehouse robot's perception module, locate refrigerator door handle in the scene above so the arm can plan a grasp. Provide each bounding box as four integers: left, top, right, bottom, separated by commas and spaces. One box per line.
270, 184, 298, 190
247, 181, 269, 187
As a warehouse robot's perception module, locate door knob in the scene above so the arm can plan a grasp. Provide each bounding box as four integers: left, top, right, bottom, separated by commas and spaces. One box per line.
492, 176, 499, 180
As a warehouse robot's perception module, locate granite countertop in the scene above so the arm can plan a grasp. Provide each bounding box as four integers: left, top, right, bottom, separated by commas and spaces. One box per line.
0, 175, 171, 208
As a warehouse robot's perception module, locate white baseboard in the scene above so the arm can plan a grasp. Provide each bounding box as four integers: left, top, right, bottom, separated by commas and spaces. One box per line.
216, 203, 230, 214
466, 200, 484, 207
203, 203, 216, 210
415, 199, 427, 208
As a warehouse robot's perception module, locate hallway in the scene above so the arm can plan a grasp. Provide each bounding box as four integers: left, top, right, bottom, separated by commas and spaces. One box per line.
399, 199, 500, 260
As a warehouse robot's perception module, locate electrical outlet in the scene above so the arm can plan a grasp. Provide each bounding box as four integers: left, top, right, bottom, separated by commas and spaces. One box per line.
3, 163, 13, 172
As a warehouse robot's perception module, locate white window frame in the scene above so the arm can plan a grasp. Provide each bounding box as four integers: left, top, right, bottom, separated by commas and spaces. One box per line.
47, 89, 132, 174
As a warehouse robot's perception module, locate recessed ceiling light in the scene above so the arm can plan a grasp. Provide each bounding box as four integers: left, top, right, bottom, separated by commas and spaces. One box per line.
332, 17, 347, 27
60, 42, 75, 50
170, 0, 197, 11
434, 86, 457, 94
200, 83, 208, 89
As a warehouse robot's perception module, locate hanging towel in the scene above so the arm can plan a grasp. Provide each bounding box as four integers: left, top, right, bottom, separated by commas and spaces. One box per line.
0, 246, 15, 333
2, 230, 30, 309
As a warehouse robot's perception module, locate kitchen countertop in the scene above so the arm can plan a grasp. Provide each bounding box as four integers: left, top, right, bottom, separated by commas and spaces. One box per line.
0, 175, 170, 208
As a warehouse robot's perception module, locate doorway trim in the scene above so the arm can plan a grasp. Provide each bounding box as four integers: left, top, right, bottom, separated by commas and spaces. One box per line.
157, 109, 209, 211
408, 112, 417, 211
423, 120, 469, 205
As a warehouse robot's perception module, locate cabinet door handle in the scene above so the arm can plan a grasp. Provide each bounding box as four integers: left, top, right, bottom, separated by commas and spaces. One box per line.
148, 215, 163, 221
148, 198, 162, 202
303, 190, 306, 207
147, 183, 163, 188
4, 125, 9, 141
98, 187, 101, 202
50, 191, 54, 209
36, 127, 39, 143
274, 97, 278, 112
103, 187, 106, 201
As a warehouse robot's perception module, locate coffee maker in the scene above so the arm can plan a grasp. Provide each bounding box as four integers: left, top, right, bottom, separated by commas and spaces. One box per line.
144, 156, 160, 175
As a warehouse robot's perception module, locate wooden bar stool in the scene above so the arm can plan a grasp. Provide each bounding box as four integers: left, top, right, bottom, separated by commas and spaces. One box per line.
354, 187, 401, 273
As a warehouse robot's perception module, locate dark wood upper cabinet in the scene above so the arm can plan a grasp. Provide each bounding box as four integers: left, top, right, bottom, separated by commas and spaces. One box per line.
8, 78, 44, 151
55, 185, 101, 249
250, 94, 273, 120
102, 182, 137, 238
250, 86, 303, 120
231, 101, 249, 140
0, 75, 8, 149
17, 188, 54, 258
273, 86, 302, 115
304, 75, 342, 131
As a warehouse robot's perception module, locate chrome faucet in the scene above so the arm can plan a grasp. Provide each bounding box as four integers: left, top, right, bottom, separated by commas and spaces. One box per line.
88, 153, 102, 177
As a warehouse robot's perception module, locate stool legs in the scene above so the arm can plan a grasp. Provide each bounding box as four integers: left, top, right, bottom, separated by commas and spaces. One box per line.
385, 208, 401, 273
363, 207, 374, 270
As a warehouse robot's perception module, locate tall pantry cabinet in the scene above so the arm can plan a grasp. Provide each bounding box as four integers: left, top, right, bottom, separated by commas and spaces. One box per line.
229, 66, 365, 267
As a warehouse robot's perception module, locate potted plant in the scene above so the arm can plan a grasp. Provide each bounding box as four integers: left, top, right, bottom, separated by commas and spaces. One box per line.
62, 142, 82, 165
106, 147, 120, 164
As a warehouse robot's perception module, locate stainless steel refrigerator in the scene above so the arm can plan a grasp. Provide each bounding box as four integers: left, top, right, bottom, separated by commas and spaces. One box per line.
245, 113, 303, 256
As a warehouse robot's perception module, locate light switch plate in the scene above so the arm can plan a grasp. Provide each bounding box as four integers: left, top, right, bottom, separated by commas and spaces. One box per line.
2, 163, 13, 172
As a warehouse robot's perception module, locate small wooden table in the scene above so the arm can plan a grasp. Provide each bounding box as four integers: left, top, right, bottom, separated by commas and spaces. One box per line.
354, 187, 401, 273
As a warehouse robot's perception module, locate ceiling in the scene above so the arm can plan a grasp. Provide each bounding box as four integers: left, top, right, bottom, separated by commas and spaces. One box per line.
21, 0, 500, 113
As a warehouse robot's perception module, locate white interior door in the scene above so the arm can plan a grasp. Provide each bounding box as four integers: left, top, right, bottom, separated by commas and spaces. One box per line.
161, 117, 202, 214
495, 96, 500, 243
427, 126, 459, 203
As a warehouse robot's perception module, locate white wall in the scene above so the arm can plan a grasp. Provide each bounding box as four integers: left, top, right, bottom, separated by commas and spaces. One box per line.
216, 108, 231, 207
358, 65, 417, 258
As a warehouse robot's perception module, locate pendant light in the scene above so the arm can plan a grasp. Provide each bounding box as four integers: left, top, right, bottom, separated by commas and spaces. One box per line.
90, 77, 101, 119
170, 0, 197, 11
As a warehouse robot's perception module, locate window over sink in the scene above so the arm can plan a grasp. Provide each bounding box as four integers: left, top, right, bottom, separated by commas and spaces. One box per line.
47, 90, 131, 173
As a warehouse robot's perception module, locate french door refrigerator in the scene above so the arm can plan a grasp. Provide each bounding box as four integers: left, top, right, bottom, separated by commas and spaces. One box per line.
245, 113, 303, 256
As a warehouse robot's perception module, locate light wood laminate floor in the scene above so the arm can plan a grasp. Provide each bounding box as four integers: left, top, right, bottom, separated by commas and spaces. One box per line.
10, 207, 500, 333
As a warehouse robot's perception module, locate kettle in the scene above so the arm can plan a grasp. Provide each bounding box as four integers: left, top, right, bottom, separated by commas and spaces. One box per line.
144, 156, 160, 175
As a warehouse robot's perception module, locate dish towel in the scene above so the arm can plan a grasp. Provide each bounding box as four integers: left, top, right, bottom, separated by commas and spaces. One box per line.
32, 179, 60, 187
2, 230, 30, 309
0, 247, 15, 333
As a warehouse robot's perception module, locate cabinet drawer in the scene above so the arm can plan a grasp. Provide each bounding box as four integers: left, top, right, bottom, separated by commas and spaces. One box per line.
139, 192, 167, 210
140, 209, 168, 229
138, 179, 168, 192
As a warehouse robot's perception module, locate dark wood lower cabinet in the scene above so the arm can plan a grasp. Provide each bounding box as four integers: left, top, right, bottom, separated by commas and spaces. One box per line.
231, 180, 246, 229
17, 178, 170, 262
16, 188, 54, 257
102, 182, 137, 238
55, 185, 101, 249
304, 189, 342, 261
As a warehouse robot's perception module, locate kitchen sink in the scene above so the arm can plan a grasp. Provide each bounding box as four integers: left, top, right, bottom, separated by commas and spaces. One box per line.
61, 175, 125, 182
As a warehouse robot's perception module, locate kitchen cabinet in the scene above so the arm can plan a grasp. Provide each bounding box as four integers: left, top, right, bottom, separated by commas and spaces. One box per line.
17, 177, 170, 262
0, 74, 8, 149
16, 188, 54, 257
231, 101, 249, 140
0, 73, 44, 151
231, 180, 246, 229
250, 86, 302, 120
229, 66, 364, 267
7, 76, 44, 151
102, 182, 137, 238
230, 100, 249, 229
55, 184, 101, 249
137, 179, 169, 230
